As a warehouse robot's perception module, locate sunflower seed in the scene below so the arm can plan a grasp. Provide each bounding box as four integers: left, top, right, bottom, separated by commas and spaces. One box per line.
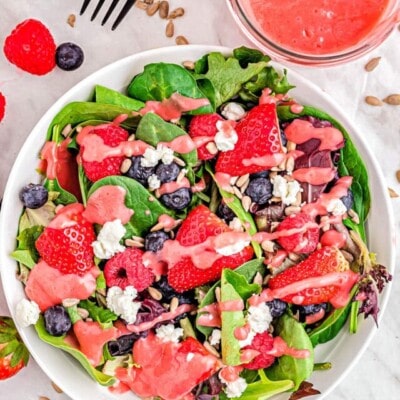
136, 1, 148, 10
203, 341, 220, 358
175, 35, 189, 45
261, 240, 275, 253
169, 7, 185, 18
39, 397, 50, 400
125, 238, 144, 248
253, 272, 263, 285
148, 287, 163, 301
61, 123, 72, 137
170, 297, 179, 312
240, 179, 250, 193
365, 95, 383, 106
215, 287, 221, 303
383, 94, 400, 105
146, 1, 158, 14
173, 155, 186, 166
182, 60, 195, 70
241, 195, 252, 212
364, 56, 381, 72
288, 252, 301, 262
388, 187, 399, 198
120, 158, 132, 174
165, 19, 174, 37
230, 176, 239, 185
286, 140, 296, 151
286, 156, 295, 173
77, 308, 90, 319
51, 381, 63, 393
396, 170, 400, 183
131, 235, 145, 243
62, 298, 79, 308
233, 186, 243, 199
159, 1, 169, 18
236, 174, 250, 188
205, 141, 218, 155
128, 133, 136, 141
348, 209, 360, 223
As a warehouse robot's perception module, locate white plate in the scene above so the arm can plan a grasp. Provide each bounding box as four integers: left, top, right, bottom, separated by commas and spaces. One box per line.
0, 45, 395, 400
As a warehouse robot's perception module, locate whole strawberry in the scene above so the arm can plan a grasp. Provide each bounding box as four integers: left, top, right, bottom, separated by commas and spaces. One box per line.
80, 123, 129, 182
3, 19, 56, 75
36, 203, 96, 276
0, 317, 29, 380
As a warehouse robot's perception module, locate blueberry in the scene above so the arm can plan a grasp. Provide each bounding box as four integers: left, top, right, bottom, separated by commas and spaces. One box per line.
155, 162, 180, 183
44, 305, 71, 336
245, 177, 272, 205
19, 183, 48, 209
108, 332, 147, 356
250, 170, 269, 179
56, 42, 84, 71
217, 202, 235, 222
160, 188, 192, 210
144, 231, 170, 252
340, 190, 354, 210
153, 276, 194, 305
280, 128, 287, 146
125, 156, 156, 186
292, 303, 328, 323
265, 299, 287, 318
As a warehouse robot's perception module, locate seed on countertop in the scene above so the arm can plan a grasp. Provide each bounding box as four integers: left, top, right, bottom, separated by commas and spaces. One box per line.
365, 95, 383, 106
67, 14, 76, 28
136, 1, 148, 10
39, 397, 50, 400
383, 94, 400, 105
175, 35, 189, 45
388, 187, 399, 198
364, 56, 381, 72
51, 381, 63, 393
396, 170, 400, 183
146, 1, 159, 16
165, 19, 174, 37
169, 7, 185, 18
144, 0, 154, 4
159, 1, 169, 18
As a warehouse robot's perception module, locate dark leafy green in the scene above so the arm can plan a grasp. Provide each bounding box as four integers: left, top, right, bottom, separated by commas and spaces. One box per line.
11, 225, 44, 268
233, 46, 271, 67
94, 85, 144, 110
44, 178, 78, 205
79, 299, 117, 328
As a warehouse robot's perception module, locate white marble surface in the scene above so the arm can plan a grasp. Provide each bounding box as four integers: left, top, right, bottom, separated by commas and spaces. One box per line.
0, 0, 399, 399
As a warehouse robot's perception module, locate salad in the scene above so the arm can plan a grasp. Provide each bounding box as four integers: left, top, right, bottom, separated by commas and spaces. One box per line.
11, 47, 392, 400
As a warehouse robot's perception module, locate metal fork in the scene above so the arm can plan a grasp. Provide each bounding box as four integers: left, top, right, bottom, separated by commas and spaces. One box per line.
80, 0, 137, 30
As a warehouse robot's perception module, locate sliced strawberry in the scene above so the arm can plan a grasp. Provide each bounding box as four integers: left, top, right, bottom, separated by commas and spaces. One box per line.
3, 19, 56, 75
36, 204, 95, 276
104, 247, 154, 291
189, 114, 223, 160
168, 205, 254, 292
216, 103, 283, 176
0, 317, 29, 380
242, 332, 275, 370
0, 92, 5, 123
268, 246, 350, 305
80, 124, 129, 182
276, 213, 319, 254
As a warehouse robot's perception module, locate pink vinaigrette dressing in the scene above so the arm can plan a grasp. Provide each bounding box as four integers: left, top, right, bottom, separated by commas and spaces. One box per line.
245, 0, 390, 55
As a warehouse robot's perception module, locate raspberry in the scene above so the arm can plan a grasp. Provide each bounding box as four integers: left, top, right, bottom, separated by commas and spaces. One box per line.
104, 248, 154, 292
242, 332, 275, 370
3, 19, 56, 75
0, 93, 5, 123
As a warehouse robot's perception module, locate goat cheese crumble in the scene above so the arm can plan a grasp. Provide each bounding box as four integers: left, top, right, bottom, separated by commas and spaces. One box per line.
272, 175, 301, 205
92, 219, 126, 259
214, 120, 238, 152
219, 373, 248, 398
106, 286, 141, 324
327, 198, 347, 216
221, 102, 246, 121
148, 174, 161, 190
209, 329, 222, 346
155, 323, 184, 343
15, 298, 40, 328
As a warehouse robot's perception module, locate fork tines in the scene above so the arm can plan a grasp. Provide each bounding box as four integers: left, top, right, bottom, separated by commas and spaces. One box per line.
80, 0, 137, 30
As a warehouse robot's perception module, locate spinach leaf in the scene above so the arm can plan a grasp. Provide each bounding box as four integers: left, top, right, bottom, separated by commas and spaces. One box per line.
196, 258, 265, 338
88, 176, 172, 237
277, 105, 370, 241
135, 112, 197, 166
47, 102, 141, 140
223, 269, 261, 301
127, 62, 212, 114
266, 314, 314, 391
44, 178, 78, 205
308, 285, 357, 347
78, 299, 117, 328
94, 85, 144, 110
35, 317, 115, 386
78, 165, 91, 206
11, 225, 44, 268
233, 46, 271, 67
202, 52, 268, 107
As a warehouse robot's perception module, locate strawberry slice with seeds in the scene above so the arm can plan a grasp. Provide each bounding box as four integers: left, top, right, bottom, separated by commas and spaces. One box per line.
168, 205, 254, 292
268, 246, 351, 305
80, 123, 129, 182
189, 113, 223, 160
36, 203, 95, 276
216, 103, 283, 176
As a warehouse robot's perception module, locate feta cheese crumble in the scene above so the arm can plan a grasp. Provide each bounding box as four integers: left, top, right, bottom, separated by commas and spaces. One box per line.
106, 286, 141, 324
327, 198, 347, 216
92, 219, 126, 259
141, 147, 160, 167
209, 329, 221, 346
219, 373, 248, 398
159, 145, 174, 165
247, 303, 273, 334
221, 102, 246, 121
148, 174, 161, 190
15, 298, 40, 328
155, 323, 183, 343
214, 120, 238, 152
272, 175, 301, 205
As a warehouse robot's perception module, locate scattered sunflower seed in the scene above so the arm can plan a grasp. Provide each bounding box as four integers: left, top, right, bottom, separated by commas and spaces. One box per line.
146, 1, 159, 16
364, 56, 381, 72
165, 19, 174, 37
39, 397, 50, 400
136, 1, 148, 10
365, 96, 383, 106
175, 35, 189, 45
169, 7, 185, 19
51, 381, 63, 393
388, 187, 399, 198
396, 170, 400, 183
67, 14, 76, 28
159, 1, 169, 18
383, 94, 400, 105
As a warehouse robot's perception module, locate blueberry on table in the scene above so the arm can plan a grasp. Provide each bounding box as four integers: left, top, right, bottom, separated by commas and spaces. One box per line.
144, 231, 170, 252
19, 183, 48, 209
155, 162, 180, 183
160, 188, 192, 210
55, 42, 84, 71
124, 156, 156, 186
245, 177, 272, 205
44, 305, 72, 336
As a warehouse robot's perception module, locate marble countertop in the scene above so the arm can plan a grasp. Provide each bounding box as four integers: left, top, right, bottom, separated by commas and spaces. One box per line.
0, 0, 399, 399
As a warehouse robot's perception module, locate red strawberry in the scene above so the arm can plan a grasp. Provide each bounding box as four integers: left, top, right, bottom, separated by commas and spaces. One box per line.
268, 246, 350, 305
168, 205, 254, 292
80, 124, 129, 182
0, 92, 5, 123
242, 332, 275, 370
36, 204, 95, 276
189, 114, 223, 160
216, 103, 283, 176
104, 247, 154, 291
0, 317, 29, 380
3, 19, 56, 75
276, 213, 319, 254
